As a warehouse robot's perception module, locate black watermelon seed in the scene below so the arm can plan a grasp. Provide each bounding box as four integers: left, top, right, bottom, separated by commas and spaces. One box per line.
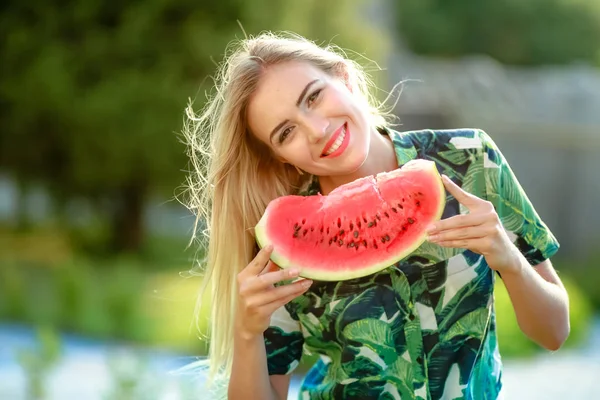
384, 235, 390, 241
348, 242, 355, 248
320, 226, 324, 233
353, 231, 359, 238
368, 221, 374, 228
310, 227, 314, 232
376, 214, 381, 221
363, 240, 367, 247
391, 207, 397, 213
338, 239, 344, 246
339, 229, 345, 235
384, 212, 389, 218
415, 201, 421, 207
302, 229, 308, 236
349, 222, 354, 230
408, 218, 415, 224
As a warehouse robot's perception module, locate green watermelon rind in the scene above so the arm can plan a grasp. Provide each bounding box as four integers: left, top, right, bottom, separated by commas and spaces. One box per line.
255, 160, 446, 281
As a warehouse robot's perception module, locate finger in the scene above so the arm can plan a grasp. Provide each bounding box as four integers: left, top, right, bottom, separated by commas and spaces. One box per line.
244, 266, 301, 294
259, 278, 313, 307
441, 175, 481, 208
242, 245, 274, 277
263, 280, 313, 314
435, 239, 473, 250
434, 237, 491, 253
427, 213, 487, 234
428, 226, 486, 243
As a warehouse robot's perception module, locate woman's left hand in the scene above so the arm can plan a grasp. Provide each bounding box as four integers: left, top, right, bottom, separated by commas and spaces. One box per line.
426, 175, 520, 274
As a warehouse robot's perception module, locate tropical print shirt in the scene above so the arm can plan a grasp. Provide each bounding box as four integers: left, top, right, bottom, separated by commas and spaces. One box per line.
263, 128, 560, 400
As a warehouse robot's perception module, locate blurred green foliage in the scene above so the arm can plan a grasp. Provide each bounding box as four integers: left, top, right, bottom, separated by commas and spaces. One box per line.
0, 0, 386, 254
16, 326, 62, 400
395, 0, 600, 66
0, 228, 207, 353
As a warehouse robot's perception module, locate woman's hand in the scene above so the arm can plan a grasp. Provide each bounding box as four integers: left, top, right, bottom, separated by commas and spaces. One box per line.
235, 245, 312, 339
426, 175, 520, 274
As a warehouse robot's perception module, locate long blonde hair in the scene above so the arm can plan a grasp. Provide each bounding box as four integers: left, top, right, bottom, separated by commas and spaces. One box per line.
179, 31, 394, 390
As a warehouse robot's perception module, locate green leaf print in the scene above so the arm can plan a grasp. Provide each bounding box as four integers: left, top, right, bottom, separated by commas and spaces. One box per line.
395, 145, 418, 165
387, 353, 414, 387
437, 149, 470, 166
485, 166, 525, 231
403, 318, 426, 383
342, 318, 398, 365
385, 359, 418, 400
304, 336, 350, 383
460, 153, 485, 201
390, 271, 411, 304
440, 307, 489, 343
411, 241, 461, 266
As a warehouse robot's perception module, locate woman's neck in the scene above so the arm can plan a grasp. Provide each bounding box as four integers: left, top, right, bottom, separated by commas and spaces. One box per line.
318, 127, 398, 195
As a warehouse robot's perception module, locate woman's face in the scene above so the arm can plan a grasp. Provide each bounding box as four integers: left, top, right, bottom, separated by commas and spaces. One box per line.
247, 61, 372, 177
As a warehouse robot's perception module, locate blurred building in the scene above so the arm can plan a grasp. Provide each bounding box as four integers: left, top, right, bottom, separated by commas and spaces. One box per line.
388, 51, 600, 259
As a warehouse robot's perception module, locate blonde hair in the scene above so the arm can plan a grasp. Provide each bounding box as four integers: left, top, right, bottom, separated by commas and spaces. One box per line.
178, 31, 395, 392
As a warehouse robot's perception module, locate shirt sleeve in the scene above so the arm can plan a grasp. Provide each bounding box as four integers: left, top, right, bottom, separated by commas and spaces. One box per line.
263, 303, 304, 375
478, 130, 560, 265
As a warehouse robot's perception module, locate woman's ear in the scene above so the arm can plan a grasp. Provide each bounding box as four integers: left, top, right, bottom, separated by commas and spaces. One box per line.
273, 153, 288, 164
334, 62, 353, 93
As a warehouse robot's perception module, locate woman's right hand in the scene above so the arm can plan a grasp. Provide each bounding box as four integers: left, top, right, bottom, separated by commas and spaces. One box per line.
235, 245, 312, 339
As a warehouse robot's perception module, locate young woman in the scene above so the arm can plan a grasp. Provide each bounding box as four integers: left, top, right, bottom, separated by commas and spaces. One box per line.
181, 32, 570, 400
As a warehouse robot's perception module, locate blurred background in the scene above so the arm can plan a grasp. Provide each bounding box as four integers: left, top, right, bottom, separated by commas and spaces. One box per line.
1, 0, 599, 399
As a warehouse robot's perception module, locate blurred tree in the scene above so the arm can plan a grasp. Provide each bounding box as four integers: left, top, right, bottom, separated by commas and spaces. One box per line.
395, 0, 600, 66
0, 0, 385, 253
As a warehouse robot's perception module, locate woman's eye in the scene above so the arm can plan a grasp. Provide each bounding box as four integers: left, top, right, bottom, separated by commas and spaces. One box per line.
307, 89, 322, 106
279, 127, 293, 144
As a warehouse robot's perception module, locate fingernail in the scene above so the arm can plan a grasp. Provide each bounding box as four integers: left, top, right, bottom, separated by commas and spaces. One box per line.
265, 244, 273, 251
289, 268, 300, 277
428, 234, 437, 242
302, 279, 313, 287
425, 224, 436, 233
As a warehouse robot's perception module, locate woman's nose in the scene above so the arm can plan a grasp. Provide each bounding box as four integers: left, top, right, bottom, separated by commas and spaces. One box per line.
305, 115, 330, 144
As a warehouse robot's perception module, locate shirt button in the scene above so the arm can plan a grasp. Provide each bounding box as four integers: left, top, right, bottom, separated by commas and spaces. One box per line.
409, 313, 416, 321
416, 356, 423, 364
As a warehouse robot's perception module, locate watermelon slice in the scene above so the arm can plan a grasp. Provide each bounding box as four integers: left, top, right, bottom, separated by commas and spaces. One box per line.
255, 159, 446, 281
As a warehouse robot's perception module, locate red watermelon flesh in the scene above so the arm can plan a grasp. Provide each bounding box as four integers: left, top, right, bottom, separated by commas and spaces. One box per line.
254, 159, 446, 281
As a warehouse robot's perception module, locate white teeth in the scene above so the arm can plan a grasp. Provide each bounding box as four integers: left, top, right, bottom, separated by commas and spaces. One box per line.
325, 126, 346, 155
